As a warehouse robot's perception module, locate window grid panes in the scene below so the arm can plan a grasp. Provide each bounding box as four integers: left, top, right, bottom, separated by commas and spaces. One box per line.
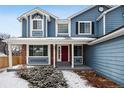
29, 45, 48, 56
79, 22, 91, 34
74, 46, 82, 56
33, 20, 42, 30
58, 24, 68, 33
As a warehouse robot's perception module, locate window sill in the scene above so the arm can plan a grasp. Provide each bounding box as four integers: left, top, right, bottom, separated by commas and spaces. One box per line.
78, 33, 92, 35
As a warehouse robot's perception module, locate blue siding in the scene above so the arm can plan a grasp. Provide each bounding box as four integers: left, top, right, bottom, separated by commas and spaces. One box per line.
71, 6, 109, 37
28, 57, 49, 65
97, 18, 104, 37
105, 6, 124, 34
57, 34, 69, 37
48, 16, 56, 37
22, 18, 27, 37
84, 35, 124, 86
32, 31, 43, 37
28, 16, 30, 37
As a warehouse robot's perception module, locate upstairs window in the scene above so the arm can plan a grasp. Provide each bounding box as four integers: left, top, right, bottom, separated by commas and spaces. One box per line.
78, 21, 92, 35
58, 24, 68, 34
32, 15, 43, 31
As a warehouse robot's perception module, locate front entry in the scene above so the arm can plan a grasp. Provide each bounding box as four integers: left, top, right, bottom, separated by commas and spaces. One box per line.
61, 46, 68, 61
57, 45, 69, 62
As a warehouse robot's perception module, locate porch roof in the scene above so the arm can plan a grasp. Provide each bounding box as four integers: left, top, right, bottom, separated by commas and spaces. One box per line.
3, 37, 96, 45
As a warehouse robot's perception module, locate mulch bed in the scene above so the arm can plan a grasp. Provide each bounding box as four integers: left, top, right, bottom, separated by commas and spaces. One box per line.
74, 70, 121, 88
17, 66, 68, 88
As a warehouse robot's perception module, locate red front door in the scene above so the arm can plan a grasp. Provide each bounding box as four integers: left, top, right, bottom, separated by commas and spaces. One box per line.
61, 46, 68, 62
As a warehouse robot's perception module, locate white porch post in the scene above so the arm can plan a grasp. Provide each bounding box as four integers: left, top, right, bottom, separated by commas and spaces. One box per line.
71, 44, 74, 68
53, 44, 56, 68
26, 44, 29, 64
48, 44, 51, 65
8, 44, 12, 68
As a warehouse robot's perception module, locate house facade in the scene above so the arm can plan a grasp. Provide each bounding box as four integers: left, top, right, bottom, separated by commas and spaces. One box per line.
4, 5, 124, 86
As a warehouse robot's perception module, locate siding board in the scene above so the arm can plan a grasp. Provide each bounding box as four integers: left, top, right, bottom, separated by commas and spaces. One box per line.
85, 35, 124, 86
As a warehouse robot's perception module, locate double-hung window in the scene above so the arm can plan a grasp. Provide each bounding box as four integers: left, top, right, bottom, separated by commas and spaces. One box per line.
31, 15, 44, 37
33, 15, 43, 31
78, 21, 92, 35
58, 24, 68, 34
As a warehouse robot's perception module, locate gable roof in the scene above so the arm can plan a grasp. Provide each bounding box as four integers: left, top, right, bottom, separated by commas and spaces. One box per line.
67, 5, 112, 19
18, 7, 59, 21
97, 5, 120, 21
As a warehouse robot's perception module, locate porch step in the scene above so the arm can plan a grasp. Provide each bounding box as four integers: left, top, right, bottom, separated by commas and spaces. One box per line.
56, 62, 71, 67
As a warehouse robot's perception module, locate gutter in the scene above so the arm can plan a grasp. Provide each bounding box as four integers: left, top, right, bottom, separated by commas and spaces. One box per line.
97, 5, 120, 21
88, 27, 124, 45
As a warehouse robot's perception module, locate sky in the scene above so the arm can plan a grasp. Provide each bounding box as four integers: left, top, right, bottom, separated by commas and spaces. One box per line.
0, 5, 88, 37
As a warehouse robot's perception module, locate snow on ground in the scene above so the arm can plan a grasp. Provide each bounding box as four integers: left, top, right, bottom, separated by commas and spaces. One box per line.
12, 65, 34, 69
62, 70, 93, 88
0, 71, 29, 88
0, 52, 7, 57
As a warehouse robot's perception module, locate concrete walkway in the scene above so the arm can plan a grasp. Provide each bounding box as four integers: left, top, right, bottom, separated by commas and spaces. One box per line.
62, 70, 93, 88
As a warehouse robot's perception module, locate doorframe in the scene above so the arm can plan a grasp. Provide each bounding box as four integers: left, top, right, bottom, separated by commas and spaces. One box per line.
57, 44, 70, 62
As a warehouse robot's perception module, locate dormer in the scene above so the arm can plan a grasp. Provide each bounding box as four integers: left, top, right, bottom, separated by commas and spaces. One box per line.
18, 8, 59, 38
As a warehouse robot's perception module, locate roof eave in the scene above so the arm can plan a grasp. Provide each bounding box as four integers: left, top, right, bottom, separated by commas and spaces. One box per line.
67, 5, 95, 20
97, 5, 121, 21
18, 8, 59, 22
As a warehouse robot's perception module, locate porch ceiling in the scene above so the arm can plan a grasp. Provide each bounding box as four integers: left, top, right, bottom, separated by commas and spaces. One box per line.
3, 37, 96, 45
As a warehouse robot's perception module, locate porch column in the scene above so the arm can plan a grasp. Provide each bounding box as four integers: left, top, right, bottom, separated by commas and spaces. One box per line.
26, 44, 29, 64
8, 44, 12, 68
71, 44, 74, 68
48, 44, 51, 65
53, 44, 56, 68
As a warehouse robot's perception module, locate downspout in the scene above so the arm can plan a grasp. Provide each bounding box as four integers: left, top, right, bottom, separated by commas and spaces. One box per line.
103, 15, 106, 35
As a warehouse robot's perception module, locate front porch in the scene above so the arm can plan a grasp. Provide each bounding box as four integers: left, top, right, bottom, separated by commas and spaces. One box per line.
3, 37, 96, 68
56, 62, 92, 70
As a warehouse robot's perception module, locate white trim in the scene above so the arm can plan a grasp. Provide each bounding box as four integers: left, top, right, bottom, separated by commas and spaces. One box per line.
26, 17, 28, 37
69, 20, 71, 37
48, 44, 51, 65
68, 6, 95, 19
88, 27, 124, 45
30, 15, 32, 37
74, 44, 83, 64
103, 15, 106, 35
78, 21, 92, 35
57, 44, 70, 62
56, 19, 69, 36
55, 19, 57, 37
53, 44, 56, 68
97, 6, 120, 21
29, 56, 48, 57
46, 16, 48, 37
29, 14, 45, 37
82, 45, 83, 64
68, 45, 70, 62
68, 6, 111, 20
31, 17, 44, 37
71, 44, 74, 68
26, 44, 29, 64
18, 8, 59, 21
3, 37, 96, 45
8, 44, 12, 68
57, 45, 61, 62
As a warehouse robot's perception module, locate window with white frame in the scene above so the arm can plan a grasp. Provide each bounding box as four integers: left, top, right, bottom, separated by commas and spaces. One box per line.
58, 24, 68, 33
78, 21, 92, 34
29, 45, 48, 56
32, 15, 43, 31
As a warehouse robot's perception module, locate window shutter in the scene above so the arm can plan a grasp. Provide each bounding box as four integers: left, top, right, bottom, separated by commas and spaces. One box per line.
92, 22, 94, 34
76, 22, 78, 34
